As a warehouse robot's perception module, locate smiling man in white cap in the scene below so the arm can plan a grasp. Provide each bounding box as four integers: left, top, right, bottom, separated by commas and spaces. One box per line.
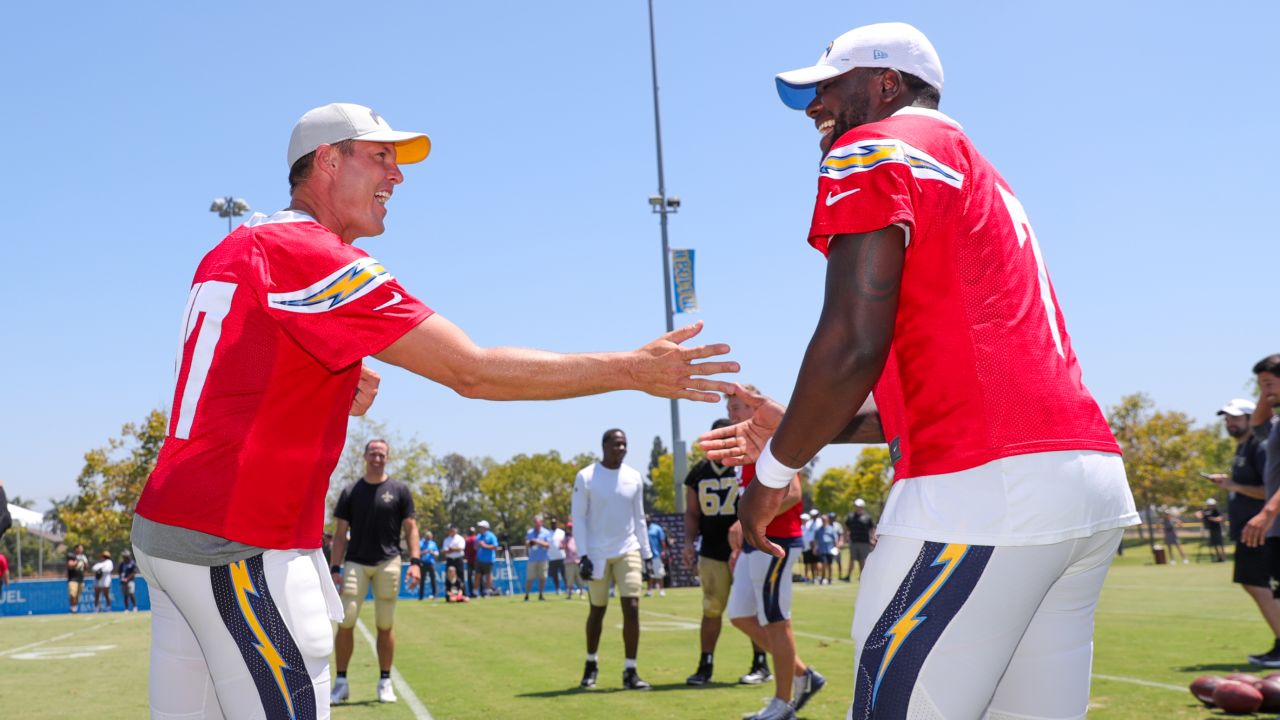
130, 102, 738, 719
700, 22, 1138, 719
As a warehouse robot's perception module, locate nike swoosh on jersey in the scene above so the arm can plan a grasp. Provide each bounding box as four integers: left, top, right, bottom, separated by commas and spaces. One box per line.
825, 188, 861, 206
372, 291, 403, 312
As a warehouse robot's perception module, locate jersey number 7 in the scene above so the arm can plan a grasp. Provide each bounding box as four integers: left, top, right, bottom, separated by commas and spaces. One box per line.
169, 281, 236, 440
996, 186, 1064, 359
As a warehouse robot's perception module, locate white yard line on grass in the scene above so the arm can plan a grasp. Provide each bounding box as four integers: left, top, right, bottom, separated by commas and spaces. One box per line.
1092, 673, 1185, 692
640, 609, 848, 644
356, 618, 434, 720
0, 619, 118, 657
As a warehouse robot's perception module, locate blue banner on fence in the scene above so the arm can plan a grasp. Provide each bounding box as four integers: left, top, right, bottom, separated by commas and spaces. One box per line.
672, 249, 698, 313
0, 577, 151, 616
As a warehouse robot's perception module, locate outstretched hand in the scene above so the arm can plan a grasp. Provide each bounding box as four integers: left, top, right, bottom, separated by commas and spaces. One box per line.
697, 384, 786, 465
633, 320, 738, 403
350, 364, 381, 416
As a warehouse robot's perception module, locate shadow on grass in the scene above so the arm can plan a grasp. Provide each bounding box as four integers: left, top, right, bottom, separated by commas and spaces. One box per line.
1177, 663, 1277, 673
517, 682, 705, 698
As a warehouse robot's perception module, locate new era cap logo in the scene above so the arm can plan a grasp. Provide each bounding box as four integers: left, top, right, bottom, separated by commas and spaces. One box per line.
824, 41, 834, 58
873, 49, 889, 60
369, 108, 387, 127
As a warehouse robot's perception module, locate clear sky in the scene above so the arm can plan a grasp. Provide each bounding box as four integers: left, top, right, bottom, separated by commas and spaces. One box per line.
1, 1, 1275, 509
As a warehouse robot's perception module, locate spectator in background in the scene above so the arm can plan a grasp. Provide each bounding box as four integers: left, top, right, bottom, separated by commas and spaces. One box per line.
1209, 399, 1270, 609
843, 498, 876, 581
464, 526, 479, 597
0, 481, 11, 541
92, 550, 114, 612
573, 428, 654, 690
475, 520, 499, 598
119, 550, 139, 612
645, 513, 669, 597
419, 529, 439, 600
825, 512, 845, 580
1198, 499, 1226, 562
67, 543, 88, 613
525, 514, 552, 601
0, 551, 9, 592
800, 512, 817, 583
1162, 509, 1188, 564
564, 522, 584, 599
547, 518, 567, 596
444, 565, 468, 603
1241, 356, 1280, 667
442, 525, 467, 596
814, 514, 839, 584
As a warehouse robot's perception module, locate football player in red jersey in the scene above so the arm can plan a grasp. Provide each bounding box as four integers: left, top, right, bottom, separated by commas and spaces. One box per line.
702, 24, 1138, 720
131, 103, 738, 719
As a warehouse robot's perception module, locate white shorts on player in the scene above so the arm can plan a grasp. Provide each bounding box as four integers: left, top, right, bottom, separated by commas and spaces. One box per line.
136, 546, 340, 720
727, 544, 802, 625
846, 448, 1137, 720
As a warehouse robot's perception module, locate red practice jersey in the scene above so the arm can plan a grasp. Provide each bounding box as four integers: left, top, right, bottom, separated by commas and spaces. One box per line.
740, 464, 803, 538
135, 212, 432, 549
807, 108, 1119, 480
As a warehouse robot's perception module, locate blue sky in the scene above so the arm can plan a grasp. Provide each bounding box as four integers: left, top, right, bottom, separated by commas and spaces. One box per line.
1, 1, 1275, 509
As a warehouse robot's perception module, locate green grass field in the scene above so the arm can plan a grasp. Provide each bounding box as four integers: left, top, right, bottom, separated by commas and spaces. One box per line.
0, 544, 1271, 719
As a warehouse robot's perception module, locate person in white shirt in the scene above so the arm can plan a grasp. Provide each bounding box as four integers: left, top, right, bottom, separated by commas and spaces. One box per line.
92, 550, 114, 612
441, 525, 467, 596
572, 429, 653, 691
547, 518, 567, 596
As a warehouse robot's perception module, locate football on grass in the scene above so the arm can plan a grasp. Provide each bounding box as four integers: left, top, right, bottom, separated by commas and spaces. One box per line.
1225, 672, 1263, 687
1258, 679, 1280, 712
1213, 680, 1263, 714
1190, 675, 1221, 706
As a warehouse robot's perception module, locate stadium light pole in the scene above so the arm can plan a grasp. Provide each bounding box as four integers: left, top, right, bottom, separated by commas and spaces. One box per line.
209, 196, 251, 233
645, 0, 688, 513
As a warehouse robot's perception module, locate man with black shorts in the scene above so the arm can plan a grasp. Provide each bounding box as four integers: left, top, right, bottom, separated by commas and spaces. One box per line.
1240, 357, 1280, 666
1199, 499, 1225, 562
843, 499, 875, 581
129, 102, 737, 719
703, 23, 1138, 717
682, 416, 770, 686
331, 438, 419, 704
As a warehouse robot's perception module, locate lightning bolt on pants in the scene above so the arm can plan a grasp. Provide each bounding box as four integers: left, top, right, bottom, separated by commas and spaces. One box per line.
848, 528, 1122, 720
135, 546, 334, 720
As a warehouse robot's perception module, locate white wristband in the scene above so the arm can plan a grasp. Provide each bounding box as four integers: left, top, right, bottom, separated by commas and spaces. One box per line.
754, 439, 801, 489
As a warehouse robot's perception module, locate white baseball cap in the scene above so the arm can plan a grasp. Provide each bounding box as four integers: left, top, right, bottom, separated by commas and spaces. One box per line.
1217, 398, 1257, 417
775, 22, 943, 110
854, 498, 866, 508
1206, 498, 1218, 505
287, 102, 431, 168
477, 520, 490, 528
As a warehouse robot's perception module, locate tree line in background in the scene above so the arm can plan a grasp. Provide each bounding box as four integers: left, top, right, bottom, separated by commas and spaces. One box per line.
3, 391, 1238, 576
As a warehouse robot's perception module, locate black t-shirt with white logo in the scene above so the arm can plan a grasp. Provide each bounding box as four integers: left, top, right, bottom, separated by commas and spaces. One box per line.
845, 510, 876, 544
1229, 435, 1266, 542
683, 459, 739, 561
335, 478, 415, 566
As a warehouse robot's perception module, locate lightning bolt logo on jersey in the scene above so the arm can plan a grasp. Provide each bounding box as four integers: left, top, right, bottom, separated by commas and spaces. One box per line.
851, 542, 992, 719
211, 554, 316, 719
268, 256, 391, 313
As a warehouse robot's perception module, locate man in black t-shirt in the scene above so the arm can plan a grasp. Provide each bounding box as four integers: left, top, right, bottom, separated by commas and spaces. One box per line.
1207, 398, 1277, 663
67, 543, 88, 613
1199, 499, 1225, 561
330, 439, 421, 705
842, 499, 876, 581
682, 417, 771, 686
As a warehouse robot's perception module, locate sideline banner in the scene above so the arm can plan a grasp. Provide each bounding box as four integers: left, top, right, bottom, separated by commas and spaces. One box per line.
672, 249, 698, 314
0, 577, 152, 616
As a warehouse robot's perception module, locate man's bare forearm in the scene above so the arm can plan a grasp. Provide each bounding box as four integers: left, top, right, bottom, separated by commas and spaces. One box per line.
830, 397, 885, 445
